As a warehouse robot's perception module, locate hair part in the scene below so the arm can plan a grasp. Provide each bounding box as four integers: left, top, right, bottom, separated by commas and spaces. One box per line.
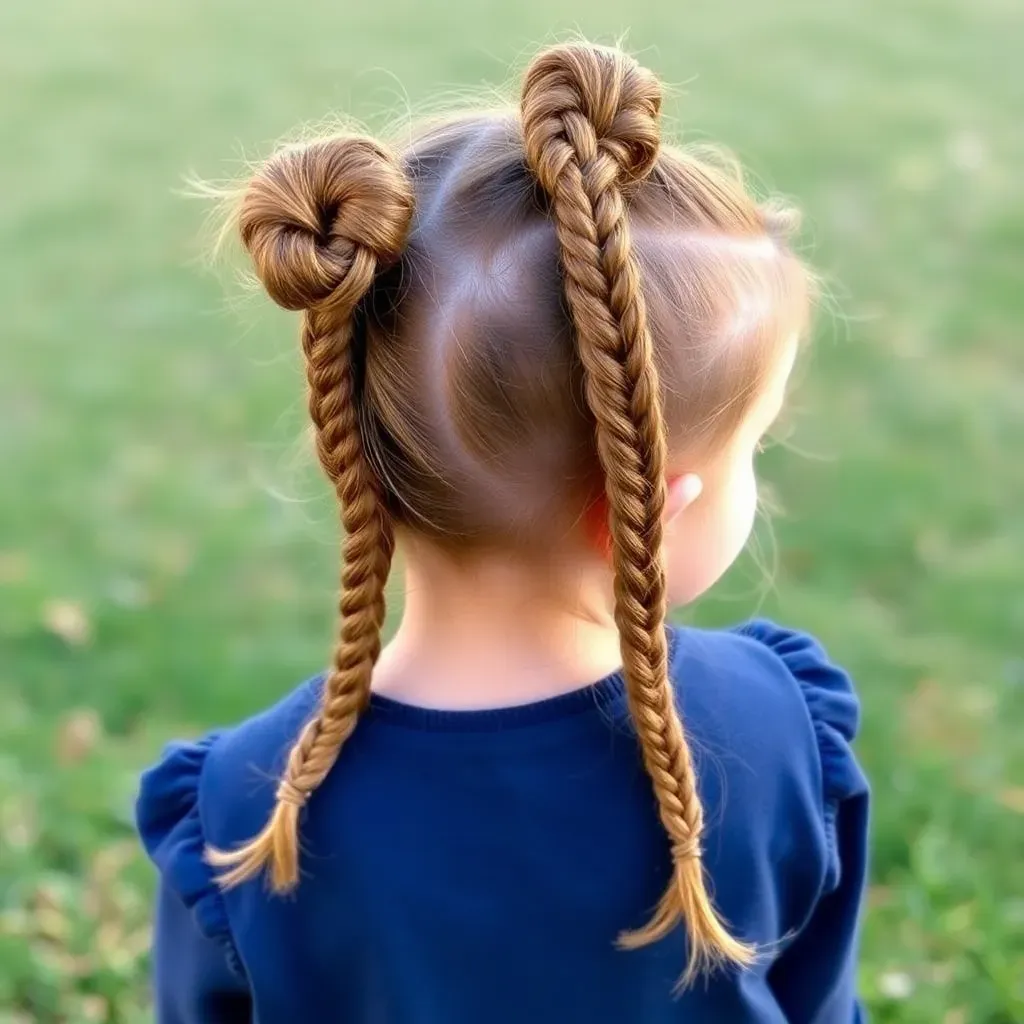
207, 41, 810, 987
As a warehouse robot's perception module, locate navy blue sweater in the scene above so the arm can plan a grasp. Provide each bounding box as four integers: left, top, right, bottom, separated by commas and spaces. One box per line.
137, 621, 869, 1023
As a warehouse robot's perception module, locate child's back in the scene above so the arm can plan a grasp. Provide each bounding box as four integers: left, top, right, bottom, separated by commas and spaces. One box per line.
141, 623, 866, 1022
137, 42, 869, 1023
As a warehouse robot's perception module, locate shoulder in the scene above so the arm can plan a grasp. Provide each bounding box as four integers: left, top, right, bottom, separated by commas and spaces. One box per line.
669, 620, 868, 896
728, 620, 864, 807
671, 619, 863, 798
135, 678, 322, 943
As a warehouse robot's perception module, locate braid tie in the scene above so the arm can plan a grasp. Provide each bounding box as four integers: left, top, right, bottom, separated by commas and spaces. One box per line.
672, 836, 703, 862
275, 779, 309, 809
522, 43, 754, 986
207, 135, 414, 893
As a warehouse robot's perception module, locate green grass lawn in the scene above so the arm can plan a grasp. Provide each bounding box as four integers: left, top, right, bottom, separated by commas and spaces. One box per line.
1, 0, 1022, 1020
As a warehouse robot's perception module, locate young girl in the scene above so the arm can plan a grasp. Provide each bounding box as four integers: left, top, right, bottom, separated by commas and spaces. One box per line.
137, 41, 868, 1023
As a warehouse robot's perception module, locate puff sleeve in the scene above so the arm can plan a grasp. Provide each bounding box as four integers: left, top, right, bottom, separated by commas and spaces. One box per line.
738, 621, 870, 1023
136, 735, 252, 1024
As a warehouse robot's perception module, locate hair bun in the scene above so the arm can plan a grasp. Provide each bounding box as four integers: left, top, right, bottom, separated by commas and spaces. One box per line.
239, 135, 414, 312
521, 42, 662, 193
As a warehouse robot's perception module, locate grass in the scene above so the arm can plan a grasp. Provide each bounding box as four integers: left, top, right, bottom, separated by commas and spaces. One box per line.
1, 0, 1022, 1019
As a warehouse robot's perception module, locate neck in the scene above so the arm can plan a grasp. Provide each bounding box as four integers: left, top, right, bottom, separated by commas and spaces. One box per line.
373, 537, 623, 710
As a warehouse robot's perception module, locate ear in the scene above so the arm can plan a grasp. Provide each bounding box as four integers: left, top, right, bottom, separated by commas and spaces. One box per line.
664, 474, 703, 523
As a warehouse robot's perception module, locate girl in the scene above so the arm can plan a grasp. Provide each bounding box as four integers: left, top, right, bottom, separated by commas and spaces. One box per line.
137, 41, 868, 1023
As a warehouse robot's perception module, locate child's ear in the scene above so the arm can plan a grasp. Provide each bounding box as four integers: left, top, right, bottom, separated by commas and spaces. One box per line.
664, 474, 703, 523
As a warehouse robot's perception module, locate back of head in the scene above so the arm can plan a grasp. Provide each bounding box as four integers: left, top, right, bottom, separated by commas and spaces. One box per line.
208, 41, 810, 987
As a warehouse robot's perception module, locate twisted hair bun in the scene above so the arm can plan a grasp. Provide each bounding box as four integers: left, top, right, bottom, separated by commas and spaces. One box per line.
521, 42, 662, 195
238, 135, 414, 312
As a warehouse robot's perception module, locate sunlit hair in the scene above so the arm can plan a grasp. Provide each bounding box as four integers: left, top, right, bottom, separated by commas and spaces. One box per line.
206, 41, 811, 987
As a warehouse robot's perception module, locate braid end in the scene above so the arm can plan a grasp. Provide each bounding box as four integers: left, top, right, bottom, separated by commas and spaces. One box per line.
618, 855, 757, 989
206, 798, 302, 893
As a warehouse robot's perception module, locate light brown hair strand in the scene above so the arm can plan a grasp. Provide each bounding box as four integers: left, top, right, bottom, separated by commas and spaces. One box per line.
521, 43, 755, 984
207, 136, 414, 891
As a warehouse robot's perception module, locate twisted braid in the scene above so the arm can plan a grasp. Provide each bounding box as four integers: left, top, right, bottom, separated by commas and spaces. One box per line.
521, 43, 755, 984
208, 136, 414, 891
301, 304, 395, 668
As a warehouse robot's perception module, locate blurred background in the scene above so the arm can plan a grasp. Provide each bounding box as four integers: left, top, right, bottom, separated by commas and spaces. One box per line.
1, 0, 1022, 1021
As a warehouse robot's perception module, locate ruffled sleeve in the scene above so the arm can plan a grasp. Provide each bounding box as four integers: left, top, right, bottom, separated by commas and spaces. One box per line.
737, 620, 868, 885
737, 620, 869, 1022
136, 734, 245, 980
754, 623, 866, 880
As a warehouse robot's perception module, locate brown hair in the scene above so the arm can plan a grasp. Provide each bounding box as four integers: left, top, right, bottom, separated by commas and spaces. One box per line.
207, 42, 810, 985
